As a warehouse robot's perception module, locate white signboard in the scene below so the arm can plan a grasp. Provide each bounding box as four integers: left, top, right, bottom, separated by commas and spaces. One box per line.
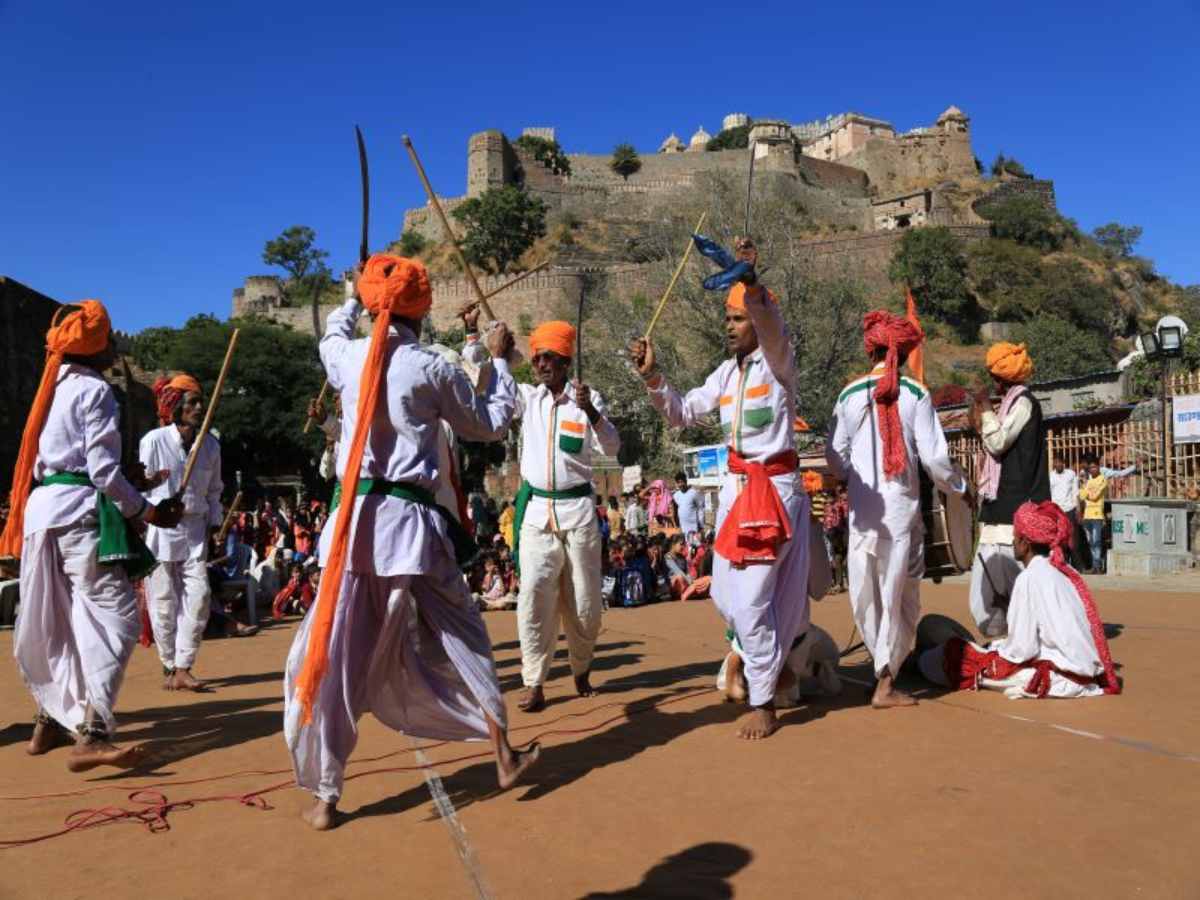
1172, 394, 1200, 444
622, 465, 643, 492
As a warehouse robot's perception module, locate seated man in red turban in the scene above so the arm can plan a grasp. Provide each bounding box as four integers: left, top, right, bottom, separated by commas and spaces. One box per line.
4, 301, 183, 772
918, 501, 1120, 699
826, 310, 970, 709
630, 239, 811, 740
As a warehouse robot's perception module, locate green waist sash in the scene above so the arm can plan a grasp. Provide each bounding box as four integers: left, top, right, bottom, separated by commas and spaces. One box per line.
39, 472, 157, 580
330, 478, 476, 566
512, 480, 594, 575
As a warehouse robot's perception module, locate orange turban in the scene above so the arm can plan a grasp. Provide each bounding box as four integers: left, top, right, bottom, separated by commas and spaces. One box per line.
725, 283, 779, 310
153, 373, 202, 424
529, 321, 577, 359
1, 301, 113, 558
862, 310, 924, 480
357, 253, 432, 319
802, 470, 824, 494
986, 342, 1033, 384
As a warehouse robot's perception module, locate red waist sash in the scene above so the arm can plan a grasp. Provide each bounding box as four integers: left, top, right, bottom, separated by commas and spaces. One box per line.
714, 448, 798, 566
943, 637, 1102, 698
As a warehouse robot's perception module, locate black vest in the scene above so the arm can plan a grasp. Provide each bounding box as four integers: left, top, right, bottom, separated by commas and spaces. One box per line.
980, 389, 1050, 525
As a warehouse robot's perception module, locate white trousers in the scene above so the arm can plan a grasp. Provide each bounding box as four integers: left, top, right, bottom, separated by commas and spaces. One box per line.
284, 565, 507, 803
711, 494, 811, 707
970, 543, 1020, 637
516, 517, 603, 688
147, 557, 211, 671
847, 529, 923, 678
14, 521, 138, 735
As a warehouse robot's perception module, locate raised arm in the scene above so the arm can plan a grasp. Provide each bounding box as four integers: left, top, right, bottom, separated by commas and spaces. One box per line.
319, 299, 362, 393
980, 395, 1032, 456
915, 393, 967, 496
86, 383, 147, 519
645, 365, 724, 430
435, 356, 517, 442
743, 287, 795, 387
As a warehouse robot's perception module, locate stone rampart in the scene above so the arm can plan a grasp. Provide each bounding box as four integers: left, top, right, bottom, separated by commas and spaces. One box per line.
0, 277, 60, 490
840, 132, 976, 197
974, 178, 1057, 213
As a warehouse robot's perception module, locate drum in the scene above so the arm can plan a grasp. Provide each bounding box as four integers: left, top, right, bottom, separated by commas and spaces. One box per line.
920, 468, 973, 581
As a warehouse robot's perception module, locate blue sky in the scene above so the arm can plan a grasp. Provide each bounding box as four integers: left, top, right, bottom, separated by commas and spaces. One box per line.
2, 0, 1196, 333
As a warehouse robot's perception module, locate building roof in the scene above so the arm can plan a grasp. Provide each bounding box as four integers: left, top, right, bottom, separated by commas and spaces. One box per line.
937, 105, 968, 122
688, 126, 711, 147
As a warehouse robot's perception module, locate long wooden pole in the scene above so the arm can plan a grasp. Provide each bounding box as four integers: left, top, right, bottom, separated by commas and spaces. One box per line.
645, 212, 707, 340
179, 328, 239, 495
303, 379, 330, 434
478, 260, 550, 304
215, 491, 243, 545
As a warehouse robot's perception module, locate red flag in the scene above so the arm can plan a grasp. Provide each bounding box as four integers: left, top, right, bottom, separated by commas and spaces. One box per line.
905, 286, 925, 384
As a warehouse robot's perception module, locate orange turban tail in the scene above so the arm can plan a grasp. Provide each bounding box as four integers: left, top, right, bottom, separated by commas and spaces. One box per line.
861, 310, 924, 480
529, 320, 577, 359
292, 254, 429, 726
725, 283, 779, 310
986, 342, 1033, 384
153, 373, 203, 425
1, 301, 112, 558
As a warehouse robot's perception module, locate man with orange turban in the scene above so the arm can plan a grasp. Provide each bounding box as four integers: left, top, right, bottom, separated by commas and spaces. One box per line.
283, 255, 539, 830
826, 310, 969, 709
967, 342, 1050, 638
918, 500, 1120, 699
509, 317, 620, 714
3, 301, 183, 772
630, 241, 811, 740
140, 373, 231, 691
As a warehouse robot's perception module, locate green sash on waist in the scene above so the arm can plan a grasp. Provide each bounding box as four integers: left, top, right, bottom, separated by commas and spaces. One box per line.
39, 472, 157, 580
330, 478, 476, 566
512, 480, 594, 576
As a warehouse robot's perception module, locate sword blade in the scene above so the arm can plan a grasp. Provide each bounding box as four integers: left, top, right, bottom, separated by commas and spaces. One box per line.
575, 281, 586, 384
356, 125, 370, 263
744, 143, 756, 238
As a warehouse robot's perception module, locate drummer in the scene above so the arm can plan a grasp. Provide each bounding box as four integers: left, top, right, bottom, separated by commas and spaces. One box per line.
826, 311, 971, 708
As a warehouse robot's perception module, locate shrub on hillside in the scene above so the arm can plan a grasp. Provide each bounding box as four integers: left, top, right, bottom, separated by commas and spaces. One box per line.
397, 229, 427, 256
451, 186, 547, 274
1010, 314, 1112, 381
887, 227, 974, 337
982, 194, 1067, 251
513, 135, 572, 176
967, 239, 1043, 321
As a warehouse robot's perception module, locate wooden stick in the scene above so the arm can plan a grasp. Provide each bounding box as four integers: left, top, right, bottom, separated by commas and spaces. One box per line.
401, 135, 496, 321
179, 329, 239, 495
216, 491, 243, 545
645, 212, 707, 340
303, 379, 330, 434
479, 260, 550, 303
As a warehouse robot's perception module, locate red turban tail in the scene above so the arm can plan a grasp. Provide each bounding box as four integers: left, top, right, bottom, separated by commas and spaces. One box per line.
861, 310, 923, 480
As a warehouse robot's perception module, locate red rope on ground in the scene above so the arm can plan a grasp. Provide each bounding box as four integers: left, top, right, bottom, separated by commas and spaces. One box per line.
0, 686, 715, 848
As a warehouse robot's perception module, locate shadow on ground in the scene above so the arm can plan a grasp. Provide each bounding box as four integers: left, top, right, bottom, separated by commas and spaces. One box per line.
578, 841, 753, 899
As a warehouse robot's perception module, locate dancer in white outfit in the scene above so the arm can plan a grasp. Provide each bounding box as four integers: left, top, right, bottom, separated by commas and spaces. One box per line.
283, 255, 538, 830
826, 311, 969, 708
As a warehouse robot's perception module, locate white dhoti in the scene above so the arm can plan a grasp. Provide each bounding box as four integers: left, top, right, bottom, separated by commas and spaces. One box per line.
847, 528, 923, 678
284, 563, 507, 803
14, 520, 138, 735
147, 557, 211, 670
970, 543, 1020, 637
717, 622, 841, 707
712, 493, 811, 708
516, 517, 602, 687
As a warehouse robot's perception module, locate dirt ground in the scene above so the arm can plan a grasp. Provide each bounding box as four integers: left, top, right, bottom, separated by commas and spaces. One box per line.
1, 580, 1197, 899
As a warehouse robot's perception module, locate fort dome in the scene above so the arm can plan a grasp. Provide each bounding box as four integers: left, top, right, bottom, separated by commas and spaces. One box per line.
687, 126, 711, 151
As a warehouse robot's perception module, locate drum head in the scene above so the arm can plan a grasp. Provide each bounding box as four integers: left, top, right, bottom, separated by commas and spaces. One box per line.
942, 487, 974, 571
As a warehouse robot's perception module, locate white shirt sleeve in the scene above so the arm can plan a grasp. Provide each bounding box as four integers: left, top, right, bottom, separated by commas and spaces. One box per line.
585, 388, 621, 456
995, 568, 1039, 664
435, 356, 516, 442
825, 402, 851, 482
981, 396, 1032, 456
85, 383, 147, 520
742, 288, 795, 387
319, 300, 362, 393
646, 365, 723, 429
915, 393, 967, 495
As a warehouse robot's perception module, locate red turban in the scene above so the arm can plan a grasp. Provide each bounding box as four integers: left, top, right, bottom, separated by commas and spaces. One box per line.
153, 373, 202, 425
1012, 501, 1121, 695
862, 310, 924, 480
2, 301, 113, 558
529, 321, 576, 359
357, 254, 432, 319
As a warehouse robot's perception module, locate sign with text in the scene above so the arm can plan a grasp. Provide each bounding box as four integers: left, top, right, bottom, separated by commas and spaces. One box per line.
1172, 393, 1200, 444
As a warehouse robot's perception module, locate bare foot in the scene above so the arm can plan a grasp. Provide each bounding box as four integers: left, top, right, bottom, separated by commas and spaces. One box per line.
66, 739, 147, 773
169, 668, 207, 692
517, 686, 545, 713
574, 671, 596, 698
301, 798, 338, 831
226, 622, 259, 637
737, 706, 779, 741
724, 652, 748, 703
162, 669, 175, 691
871, 673, 918, 709
27, 718, 71, 756
496, 741, 541, 790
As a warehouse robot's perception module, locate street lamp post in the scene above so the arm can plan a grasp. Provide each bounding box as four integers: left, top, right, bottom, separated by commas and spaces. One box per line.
1140, 323, 1184, 497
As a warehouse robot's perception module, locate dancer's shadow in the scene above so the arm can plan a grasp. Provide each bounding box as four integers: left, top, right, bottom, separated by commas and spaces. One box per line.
1104, 622, 1124, 640
493, 640, 643, 671
0, 722, 33, 749
497, 652, 645, 694
203, 670, 285, 689
598, 659, 720, 694
579, 841, 753, 899
349, 688, 740, 822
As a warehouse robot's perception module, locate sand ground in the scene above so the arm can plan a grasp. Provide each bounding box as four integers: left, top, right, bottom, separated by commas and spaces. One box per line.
1, 580, 1197, 899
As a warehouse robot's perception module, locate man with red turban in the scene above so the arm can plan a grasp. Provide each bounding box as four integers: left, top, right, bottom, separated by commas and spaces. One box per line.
968, 342, 1051, 638
508, 317, 620, 714
630, 240, 811, 740
918, 500, 1120, 698
283, 255, 539, 830
3, 301, 183, 772
140, 372, 229, 690
826, 310, 969, 709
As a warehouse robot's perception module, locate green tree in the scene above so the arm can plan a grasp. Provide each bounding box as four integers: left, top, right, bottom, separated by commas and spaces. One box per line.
967, 239, 1044, 321
990, 153, 1031, 178
397, 229, 427, 256
513, 135, 572, 176
706, 124, 752, 151
128, 325, 177, 370
1091, 222, 1143, 258
610, 143, 642, 180
1010, 314, 1112, 381
888, 227, 973, 334
451, 186, 547, 274
1038, 257, 1118, 333
262, 225, 332, 303
982, 194, 1066, 251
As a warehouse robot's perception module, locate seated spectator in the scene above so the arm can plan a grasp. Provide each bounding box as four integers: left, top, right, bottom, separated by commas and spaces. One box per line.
474, 554, 513, 611
272, 563, 313, 620
645, 536, 672, 601
664, 534, 692, 599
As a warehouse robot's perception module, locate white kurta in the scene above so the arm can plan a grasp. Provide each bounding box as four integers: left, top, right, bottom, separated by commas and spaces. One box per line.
826, 363, 966, 678
646, 292, 810, 707
285, 300, 516, 802
15, 364, 147, 735
140, 424, 223, 671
